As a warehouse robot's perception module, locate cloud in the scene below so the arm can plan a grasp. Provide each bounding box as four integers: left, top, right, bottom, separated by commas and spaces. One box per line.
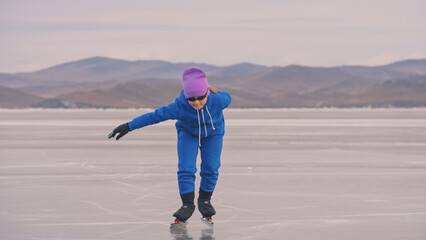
1, 22, 203, 33
0, 0, 425, 72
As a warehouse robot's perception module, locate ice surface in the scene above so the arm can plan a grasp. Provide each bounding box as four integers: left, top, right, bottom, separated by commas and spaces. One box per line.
1, 108, 426, 239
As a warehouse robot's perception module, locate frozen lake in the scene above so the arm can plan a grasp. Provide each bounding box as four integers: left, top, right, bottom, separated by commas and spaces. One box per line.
1, 108, 426, 240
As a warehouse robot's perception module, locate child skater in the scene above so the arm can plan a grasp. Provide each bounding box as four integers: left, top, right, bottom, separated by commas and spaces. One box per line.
108, 67, 232, 225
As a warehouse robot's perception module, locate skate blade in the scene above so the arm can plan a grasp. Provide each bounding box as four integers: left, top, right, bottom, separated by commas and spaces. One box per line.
170, 219, 188, 229
200, 217, 214, 227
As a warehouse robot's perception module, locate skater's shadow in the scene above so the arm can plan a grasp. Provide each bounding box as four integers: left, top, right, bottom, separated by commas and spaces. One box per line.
170, 226, 214, 240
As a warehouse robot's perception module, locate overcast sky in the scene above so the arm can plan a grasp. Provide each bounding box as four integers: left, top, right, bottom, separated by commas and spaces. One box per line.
0, 0, 425, 73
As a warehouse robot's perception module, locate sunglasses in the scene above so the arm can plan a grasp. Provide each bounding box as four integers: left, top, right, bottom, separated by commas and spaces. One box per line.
186, 90, 208, 102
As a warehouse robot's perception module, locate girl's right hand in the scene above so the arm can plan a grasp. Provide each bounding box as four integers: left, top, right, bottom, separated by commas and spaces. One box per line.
108, 123, 130, 140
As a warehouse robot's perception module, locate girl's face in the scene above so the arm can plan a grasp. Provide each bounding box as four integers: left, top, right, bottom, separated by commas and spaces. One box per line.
188, 97, 207, 110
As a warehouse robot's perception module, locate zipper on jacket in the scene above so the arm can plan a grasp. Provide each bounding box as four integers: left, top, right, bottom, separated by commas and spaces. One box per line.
201, 109, 208, 137
206, 106, 215, 130
197, 110, 201, 147
197, 107, 216, 147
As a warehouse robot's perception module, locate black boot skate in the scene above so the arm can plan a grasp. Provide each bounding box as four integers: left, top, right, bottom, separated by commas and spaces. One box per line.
172, 204, 195, 222
198, 189, 215, 227
171, 192, 195, 227
198, 199, 216, 217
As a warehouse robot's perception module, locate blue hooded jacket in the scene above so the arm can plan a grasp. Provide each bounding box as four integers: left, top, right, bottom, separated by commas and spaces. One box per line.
128, 89, 232, 141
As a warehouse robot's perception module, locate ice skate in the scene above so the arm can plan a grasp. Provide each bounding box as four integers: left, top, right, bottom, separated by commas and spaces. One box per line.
198, 199, 215, 227
171, 204, 195, 227
200, 216, 214, 227
170, 218, 188, 229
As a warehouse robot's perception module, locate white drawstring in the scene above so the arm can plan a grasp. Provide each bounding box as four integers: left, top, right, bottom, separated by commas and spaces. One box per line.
197, 110, 201, 147
206, 106, 215, 130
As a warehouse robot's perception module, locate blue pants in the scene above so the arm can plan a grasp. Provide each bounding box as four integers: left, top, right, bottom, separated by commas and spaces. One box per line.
177, 130, 223, 195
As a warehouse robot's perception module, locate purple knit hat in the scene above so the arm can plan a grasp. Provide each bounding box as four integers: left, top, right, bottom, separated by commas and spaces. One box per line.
182, 67, 209, 98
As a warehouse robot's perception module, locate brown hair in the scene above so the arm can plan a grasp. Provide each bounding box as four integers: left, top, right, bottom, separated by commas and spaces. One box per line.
208, 86, 218, 94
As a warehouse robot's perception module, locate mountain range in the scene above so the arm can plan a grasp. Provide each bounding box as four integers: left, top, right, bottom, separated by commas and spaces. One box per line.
1, 57, 426, 108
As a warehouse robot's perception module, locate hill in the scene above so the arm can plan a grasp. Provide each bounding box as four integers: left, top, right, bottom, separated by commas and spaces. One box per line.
1, 57, 425, 108
0, 86, 43, 108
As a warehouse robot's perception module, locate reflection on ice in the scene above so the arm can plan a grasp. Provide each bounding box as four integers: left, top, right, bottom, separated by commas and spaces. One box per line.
201, 228, 214, 240
170, 224, 214, 240
170, 224, 191, 240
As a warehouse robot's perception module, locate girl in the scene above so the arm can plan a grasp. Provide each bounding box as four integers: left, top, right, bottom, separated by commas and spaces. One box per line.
108, 67, 232, 225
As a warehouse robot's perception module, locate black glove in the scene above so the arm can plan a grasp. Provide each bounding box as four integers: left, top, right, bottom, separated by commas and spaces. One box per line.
108, 123, 130, 140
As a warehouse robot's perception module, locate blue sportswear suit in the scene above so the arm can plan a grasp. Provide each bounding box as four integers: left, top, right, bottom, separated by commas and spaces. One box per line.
128, 89, 232, 195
